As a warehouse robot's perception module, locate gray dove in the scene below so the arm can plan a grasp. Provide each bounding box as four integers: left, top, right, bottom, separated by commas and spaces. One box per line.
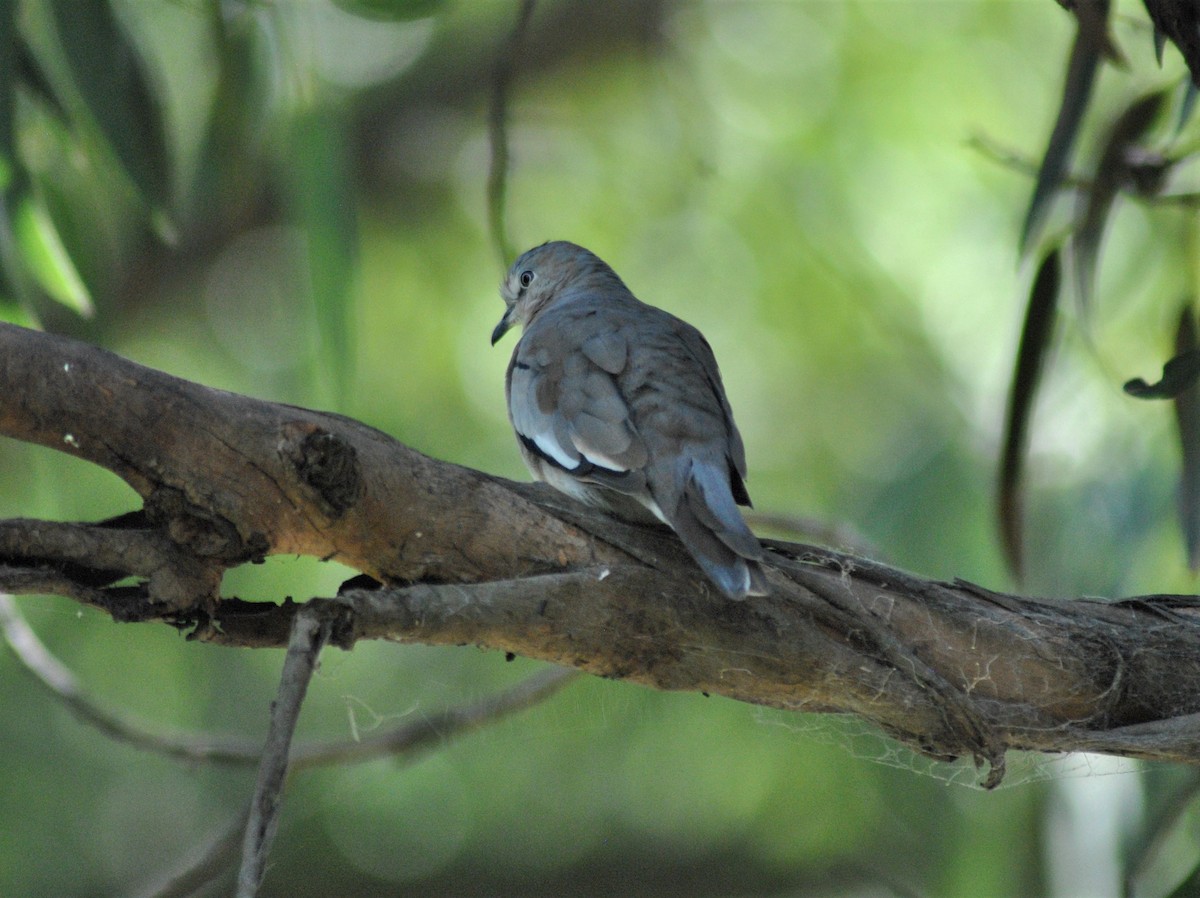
491, 240, 768, 599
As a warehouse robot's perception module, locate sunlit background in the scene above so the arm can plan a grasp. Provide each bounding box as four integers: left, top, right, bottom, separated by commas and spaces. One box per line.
2, 1, 1199, 895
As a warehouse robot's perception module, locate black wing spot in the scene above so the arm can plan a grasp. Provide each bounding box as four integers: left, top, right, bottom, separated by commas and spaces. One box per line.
728, 456, 752, 507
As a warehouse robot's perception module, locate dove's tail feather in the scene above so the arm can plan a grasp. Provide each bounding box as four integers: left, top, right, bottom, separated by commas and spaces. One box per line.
667, 459, 768, 600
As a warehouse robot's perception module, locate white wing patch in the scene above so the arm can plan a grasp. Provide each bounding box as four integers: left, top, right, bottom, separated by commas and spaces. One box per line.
530, 428, 581, 470
510, 347, 639, 475
529, 421, 632, 474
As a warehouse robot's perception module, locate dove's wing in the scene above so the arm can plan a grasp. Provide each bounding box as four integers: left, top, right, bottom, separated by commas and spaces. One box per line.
506, 296, 766, 598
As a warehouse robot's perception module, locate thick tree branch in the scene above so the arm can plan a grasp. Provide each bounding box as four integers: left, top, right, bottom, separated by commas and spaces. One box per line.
4, 323, 1200, 784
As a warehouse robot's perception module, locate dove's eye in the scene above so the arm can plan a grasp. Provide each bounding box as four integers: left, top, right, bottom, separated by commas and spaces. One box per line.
519, 270, 535, 288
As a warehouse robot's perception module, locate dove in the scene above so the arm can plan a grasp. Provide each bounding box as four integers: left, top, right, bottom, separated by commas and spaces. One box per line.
491, 240, 768, 599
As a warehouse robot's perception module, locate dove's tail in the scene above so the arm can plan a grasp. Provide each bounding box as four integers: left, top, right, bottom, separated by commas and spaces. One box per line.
667, 458, 769, 600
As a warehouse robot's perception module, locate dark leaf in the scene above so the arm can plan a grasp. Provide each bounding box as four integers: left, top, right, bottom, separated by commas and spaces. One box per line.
1180, 81, 1198, 130
1125, 768, 1200, 898
0, 6, 32, 330
1124, 349, 1200, 398
189, 6, 273, 225
1172, 306, 1200, 570
1072, 89, 1166, 312
488, 0, 537, 267
34, 0, 172, 212
1125, 146, 1172, 196
0, 0, 14, 167
14, 41, 64, 121
998, 250, 1061, 578
1020, 0, 1112, 256
1143, 0, 1200, 86
330, 0, 445, 21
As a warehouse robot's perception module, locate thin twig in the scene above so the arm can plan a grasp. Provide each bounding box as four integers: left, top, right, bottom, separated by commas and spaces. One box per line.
135, 804, 249, 898
0, 593, 263, 762
236, 605, 329, 898
141, 668, 577, 897
1, 590, 579, 775
968, 131, 1091, 190
292, 665, 579, 768
487, 0, 537, 267
969, 130, 1200, 208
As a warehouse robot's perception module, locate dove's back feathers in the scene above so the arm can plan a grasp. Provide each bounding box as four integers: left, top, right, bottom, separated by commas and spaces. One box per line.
493, 241, 767, 599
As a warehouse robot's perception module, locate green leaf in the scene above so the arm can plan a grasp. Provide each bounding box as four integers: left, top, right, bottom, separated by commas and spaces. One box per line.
0, 290, 37, 327
0, 186, 39, 326
11, 190, 92, 317
330, 0, 445, 22
27, 0, 172, 213
286, 109, 356, 399
998, 249, 1060, 579
0, 213, 38, 328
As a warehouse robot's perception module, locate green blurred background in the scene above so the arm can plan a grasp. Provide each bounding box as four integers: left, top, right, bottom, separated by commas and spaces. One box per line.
2, 0, 1200, 895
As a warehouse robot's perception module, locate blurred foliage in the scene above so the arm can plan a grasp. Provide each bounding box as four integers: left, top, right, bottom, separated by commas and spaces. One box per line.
1001, 0, 1200, 577
4, 0, 1200, 896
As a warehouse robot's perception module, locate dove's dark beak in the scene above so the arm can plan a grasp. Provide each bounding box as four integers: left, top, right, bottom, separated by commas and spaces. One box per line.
491, 306, 515, 345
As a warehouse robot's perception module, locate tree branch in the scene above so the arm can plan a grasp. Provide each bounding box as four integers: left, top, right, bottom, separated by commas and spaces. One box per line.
237, 606, 328, 898
4, 322, 1200, 785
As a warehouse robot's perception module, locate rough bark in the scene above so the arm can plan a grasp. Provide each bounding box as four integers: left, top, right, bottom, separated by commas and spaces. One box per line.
3, 322, 1200, 786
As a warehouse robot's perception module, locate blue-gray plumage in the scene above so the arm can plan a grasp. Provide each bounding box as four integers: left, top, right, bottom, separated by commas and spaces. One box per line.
491, 241, 768, 599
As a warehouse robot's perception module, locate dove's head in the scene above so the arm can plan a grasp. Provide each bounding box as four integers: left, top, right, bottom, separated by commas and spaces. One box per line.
491, 241, 626, 344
